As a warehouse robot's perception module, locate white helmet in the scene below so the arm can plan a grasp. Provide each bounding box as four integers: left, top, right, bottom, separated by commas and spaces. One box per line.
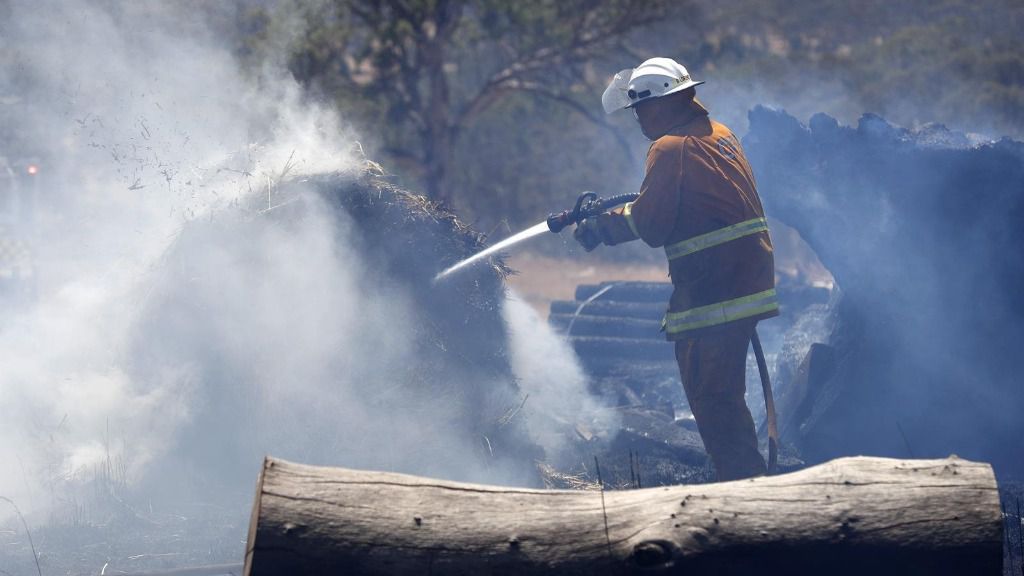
601, 57, 704, 115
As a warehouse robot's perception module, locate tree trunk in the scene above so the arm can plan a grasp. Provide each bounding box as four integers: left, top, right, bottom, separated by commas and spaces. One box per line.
243, 455, 1001, 575
419, 22, 454, 207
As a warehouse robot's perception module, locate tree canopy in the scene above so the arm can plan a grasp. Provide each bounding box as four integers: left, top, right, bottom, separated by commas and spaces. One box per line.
281, 0, 676, 206
233, 0, 1024, 228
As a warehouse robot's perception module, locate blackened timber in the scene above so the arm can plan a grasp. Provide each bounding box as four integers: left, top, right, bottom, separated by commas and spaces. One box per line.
574, 282, 674, 303
548, 313, 663, 339
549, 300, 666, 321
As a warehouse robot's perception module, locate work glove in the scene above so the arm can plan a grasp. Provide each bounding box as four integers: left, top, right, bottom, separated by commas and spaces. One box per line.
573, 218, 603, 252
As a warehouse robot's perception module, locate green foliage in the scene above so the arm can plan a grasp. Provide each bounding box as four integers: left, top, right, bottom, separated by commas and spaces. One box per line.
846, 21, 1024, 134
675, 0, 1024, 138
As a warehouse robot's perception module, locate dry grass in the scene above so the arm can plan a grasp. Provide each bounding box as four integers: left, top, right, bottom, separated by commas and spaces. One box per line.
536, 461, 601, 491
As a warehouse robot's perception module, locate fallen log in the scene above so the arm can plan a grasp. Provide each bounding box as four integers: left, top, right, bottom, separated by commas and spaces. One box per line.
244, 455, 1001, 576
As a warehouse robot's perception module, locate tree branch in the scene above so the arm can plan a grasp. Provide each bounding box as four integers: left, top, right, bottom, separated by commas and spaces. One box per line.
455, 2, 668, 128
510, 80, 638, 168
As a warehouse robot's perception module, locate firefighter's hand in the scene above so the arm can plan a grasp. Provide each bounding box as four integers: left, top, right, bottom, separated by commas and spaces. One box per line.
573, 218, 602, 252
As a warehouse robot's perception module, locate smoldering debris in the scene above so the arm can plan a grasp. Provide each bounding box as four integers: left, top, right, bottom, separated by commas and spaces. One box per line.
744, 106, 1024, 477
0, 1, 620, 573
129, 169, 547, 494
4, 169, 611, 575
544, 280, 809, 488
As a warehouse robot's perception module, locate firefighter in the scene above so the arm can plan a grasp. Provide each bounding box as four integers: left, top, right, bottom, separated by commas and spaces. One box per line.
576, 57, 778, 480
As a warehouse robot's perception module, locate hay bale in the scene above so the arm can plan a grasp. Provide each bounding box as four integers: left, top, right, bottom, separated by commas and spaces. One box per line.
130, 169, 541, 487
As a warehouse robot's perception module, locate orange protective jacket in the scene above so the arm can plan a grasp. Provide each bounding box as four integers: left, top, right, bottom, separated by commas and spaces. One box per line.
596, 99, 778, 340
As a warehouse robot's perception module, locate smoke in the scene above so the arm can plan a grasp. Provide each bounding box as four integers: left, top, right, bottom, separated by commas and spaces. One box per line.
697, 71, 858, 137
0, 0, 362, 515
502, 292, 619, 464
128, 188, 542, 492
0, 2, 617, 535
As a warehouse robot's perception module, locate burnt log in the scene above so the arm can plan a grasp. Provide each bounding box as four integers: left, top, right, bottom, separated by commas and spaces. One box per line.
744, 108, 1024, 475
244, 455, 1001, 576
548, 313, 663, 340
549, 299, 666, 321
574, 282, 674, 303
569, 336, 676, 363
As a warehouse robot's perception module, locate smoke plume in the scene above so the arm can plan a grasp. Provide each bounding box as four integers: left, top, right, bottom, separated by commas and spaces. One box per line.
0, 0, 607, 532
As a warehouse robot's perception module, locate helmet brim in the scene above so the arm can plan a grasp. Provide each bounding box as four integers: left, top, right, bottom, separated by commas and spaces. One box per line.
623, 79, 704, 109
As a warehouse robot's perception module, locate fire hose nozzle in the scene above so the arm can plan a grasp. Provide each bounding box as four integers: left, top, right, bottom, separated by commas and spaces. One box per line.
546, 191, 640, 234
546, 211, 574, 233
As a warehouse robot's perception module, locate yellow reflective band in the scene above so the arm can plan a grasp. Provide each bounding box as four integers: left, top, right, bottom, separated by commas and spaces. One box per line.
665, 217, 768, 261
664, 289, 779, 334
622, 201, 640, 239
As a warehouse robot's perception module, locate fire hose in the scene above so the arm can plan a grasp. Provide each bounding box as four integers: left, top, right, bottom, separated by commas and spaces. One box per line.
753, 329, 779, 473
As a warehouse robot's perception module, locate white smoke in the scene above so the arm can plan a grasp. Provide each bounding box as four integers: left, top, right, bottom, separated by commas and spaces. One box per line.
0, 2, 616, 532
0, 0, 360, 518
502, 292, 618, 464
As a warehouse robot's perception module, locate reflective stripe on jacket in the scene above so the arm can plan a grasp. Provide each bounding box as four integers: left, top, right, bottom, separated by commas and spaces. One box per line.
596, 98, 778, 340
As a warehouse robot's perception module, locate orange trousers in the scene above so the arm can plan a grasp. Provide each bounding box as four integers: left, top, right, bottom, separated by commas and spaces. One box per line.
675, 322, 766, 481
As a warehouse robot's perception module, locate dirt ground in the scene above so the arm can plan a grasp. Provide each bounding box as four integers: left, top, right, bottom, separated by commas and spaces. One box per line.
506, 252, 668, 316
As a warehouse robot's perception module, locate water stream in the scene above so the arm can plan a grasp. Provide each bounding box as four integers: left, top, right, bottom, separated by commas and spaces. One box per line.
433, 221, 551, 282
